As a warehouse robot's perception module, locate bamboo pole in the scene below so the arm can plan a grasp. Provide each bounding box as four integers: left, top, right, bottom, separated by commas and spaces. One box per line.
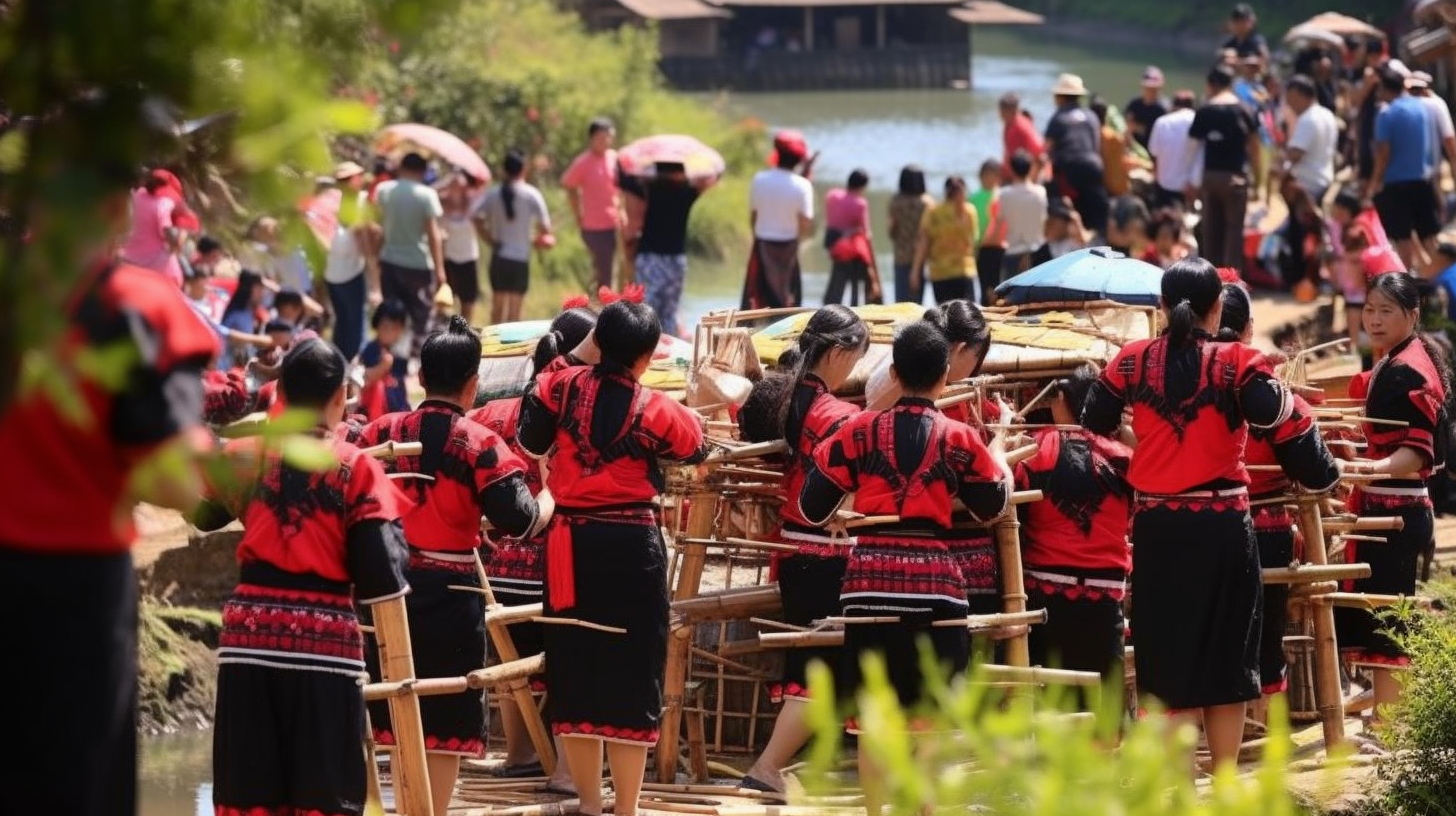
364, 655, 546, 701
671, 584, 782, 621
471, 553, 556, 775
1293, 494, 1344, 752
1261, 564, 1371, 584
980, 664, 1102, 687
1323, 517, 1405, 533
703, 440, 789, 464
359, 440, 424, 459
370, 596, 435, 816
995, 514, 1031, 667
680, 536, 800, 555
658, 491, 722, 784
1323, 592, 1434, 609
1287, 581, 1338, 599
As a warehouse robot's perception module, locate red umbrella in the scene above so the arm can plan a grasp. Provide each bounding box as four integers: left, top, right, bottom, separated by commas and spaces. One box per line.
375, 123, 491, 184
618, 134, 725, 181
300, 187, 342, 249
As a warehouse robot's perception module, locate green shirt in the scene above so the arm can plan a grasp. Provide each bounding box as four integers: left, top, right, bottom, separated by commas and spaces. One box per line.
376, 178, 444, 270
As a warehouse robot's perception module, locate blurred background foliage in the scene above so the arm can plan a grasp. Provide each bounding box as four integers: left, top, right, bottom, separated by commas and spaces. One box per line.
0, 0, 764, 411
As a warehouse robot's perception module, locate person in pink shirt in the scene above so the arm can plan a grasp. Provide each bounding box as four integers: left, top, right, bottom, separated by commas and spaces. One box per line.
822, 169, 881, 305
999, 93, 1045, 184
561, 117, 622, 289
1331, 188, 1404, 349
120, 173, 185, 286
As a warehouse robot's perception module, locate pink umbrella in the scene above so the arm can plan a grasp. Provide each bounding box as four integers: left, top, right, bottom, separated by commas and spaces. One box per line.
618, 134, 725, 181
300, 187, 342, 249
375, 123, 491, 184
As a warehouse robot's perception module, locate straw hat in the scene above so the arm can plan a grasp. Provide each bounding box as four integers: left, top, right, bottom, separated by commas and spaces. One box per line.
333, 160, 366, 180
1051, 73, 1088, 97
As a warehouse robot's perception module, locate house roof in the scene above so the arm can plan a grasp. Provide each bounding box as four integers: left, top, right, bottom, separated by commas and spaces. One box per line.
616, 0, 730, 19
949, 1, 1044, 25
712, 0, 964, 7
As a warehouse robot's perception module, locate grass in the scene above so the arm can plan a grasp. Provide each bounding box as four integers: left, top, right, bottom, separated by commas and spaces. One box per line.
138, 597, 222, 733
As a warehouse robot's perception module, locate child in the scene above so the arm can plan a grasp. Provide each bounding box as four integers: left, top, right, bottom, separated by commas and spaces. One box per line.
971, 159, 1007, 305
800, 320, 1011, 814
203, 339, 411, 816
358, 316, 545, 816
1141, 209, 1189, 268
1331, 190, 1404, 349
1014, 364, 1133, 689
359, 300, 412, 418
1029, 198, 1090, 266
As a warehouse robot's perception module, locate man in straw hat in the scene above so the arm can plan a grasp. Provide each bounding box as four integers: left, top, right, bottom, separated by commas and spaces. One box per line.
1125, 66, 1168, 150
1044, 73, 1109, 237
325, 160, 381, 360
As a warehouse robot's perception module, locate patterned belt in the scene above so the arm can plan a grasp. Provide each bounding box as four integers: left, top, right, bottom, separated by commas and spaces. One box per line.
1358, 485, 1429, 497
1025, 569, 1127, 591
414, 549, 478, 563
1136, 486, 1248, 501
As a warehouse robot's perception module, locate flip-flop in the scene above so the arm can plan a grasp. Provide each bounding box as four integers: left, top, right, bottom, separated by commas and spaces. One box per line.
737, 776, 787, 803
538, 784, 577, 797
491, 761, 546, 778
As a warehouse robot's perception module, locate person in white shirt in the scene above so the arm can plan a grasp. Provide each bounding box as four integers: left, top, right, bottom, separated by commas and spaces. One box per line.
1408, 71, 1456, 188
322, 162, 380, 361
1147, 90, 1199, 212
743, 130, 815, 309
439, 172, 486, 323
1282, 74, 1338, 204
997, 150, 1049, 277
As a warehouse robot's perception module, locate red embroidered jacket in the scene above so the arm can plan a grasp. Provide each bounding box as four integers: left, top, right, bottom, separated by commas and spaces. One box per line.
210, 432, 411, 602
1013, 428, 1132, 572
1361, 335, 1449, 485
359, 400, 538, 551
0, 263, 219, 554
801, 398, 1009, 528
781, 375, 860, 529
518, 364, 708, 507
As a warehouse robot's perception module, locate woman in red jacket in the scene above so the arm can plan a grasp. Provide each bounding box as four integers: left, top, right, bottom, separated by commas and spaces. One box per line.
1082, 258, 1338, 771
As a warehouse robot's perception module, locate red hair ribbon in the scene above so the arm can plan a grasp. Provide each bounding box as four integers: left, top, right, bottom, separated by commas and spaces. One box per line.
1215, 267, 1244, 286
561, 294, 590, 310
596, 284, 646, 305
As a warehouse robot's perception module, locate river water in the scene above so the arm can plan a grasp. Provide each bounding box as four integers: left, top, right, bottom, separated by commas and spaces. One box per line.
139, 27, 1200, 815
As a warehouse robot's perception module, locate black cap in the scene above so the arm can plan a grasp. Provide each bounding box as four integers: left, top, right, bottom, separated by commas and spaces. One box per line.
1231, 3, 1255, 20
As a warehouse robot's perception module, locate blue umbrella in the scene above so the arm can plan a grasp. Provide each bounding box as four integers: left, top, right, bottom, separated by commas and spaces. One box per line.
994, 247, 1165, 307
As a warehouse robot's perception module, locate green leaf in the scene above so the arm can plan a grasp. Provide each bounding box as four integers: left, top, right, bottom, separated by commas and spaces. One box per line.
279, 434, 337, 471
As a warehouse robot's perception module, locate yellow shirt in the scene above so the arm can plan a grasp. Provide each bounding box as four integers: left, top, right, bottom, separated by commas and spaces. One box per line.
920, 201, 979, 282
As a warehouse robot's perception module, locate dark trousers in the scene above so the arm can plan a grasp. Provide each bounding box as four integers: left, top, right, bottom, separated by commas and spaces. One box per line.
3, 546, 137, 816
1054, 160, 1110, 234
824, 259, 870, 306
893, 263, 923, 305
1199, 170, 1249, 270
580, 228, 617, 289
932, 276, 979, 305
379, 261, 435, 357
327, 273, 367, 361
976, 246, 1006, 306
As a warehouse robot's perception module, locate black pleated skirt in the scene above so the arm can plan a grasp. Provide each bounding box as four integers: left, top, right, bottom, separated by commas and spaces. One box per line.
1335, 498, 1432, 666
1131, 505, 1261, 710
365, 551, 487, 756
545, 519, 669, 744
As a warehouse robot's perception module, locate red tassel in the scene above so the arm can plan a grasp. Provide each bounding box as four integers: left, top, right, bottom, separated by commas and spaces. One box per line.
597, 286, 619, 305
546, 518, 576, 611
619, 283, 645, 303
562, 294, 590, 310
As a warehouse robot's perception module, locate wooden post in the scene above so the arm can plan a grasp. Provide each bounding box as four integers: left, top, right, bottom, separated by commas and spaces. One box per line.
966, 23, 975, 89
473, 554, 556, 775
1294, 494, 1345, 752
371, 596, 435, 816
657, 493, 720, 783
875, 4, 886, 49
994, 515, 1031, 667
804, 6, 815, 51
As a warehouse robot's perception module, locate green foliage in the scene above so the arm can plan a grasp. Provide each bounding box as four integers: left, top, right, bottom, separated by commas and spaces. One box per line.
802, 652, 1302, 816
1378, 579, 1456, 816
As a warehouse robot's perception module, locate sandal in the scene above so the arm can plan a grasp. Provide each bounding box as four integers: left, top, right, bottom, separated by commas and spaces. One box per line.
491, 760, 546, 778
539, 784, 577, 797
737, 776, 787, 804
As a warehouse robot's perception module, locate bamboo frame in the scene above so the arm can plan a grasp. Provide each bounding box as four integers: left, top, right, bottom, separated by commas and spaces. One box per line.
1323, 516, 1405, 533
471, 554, 556, 775
369, 596, 434, 816
658, 491, 723, 783
1322, 592, 1434, 609
995, 514, 1031, 667
364, 654, 545, 701
359, 440, 424, 459
671, 585, 783, 621
1293, 494, 1344, 752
